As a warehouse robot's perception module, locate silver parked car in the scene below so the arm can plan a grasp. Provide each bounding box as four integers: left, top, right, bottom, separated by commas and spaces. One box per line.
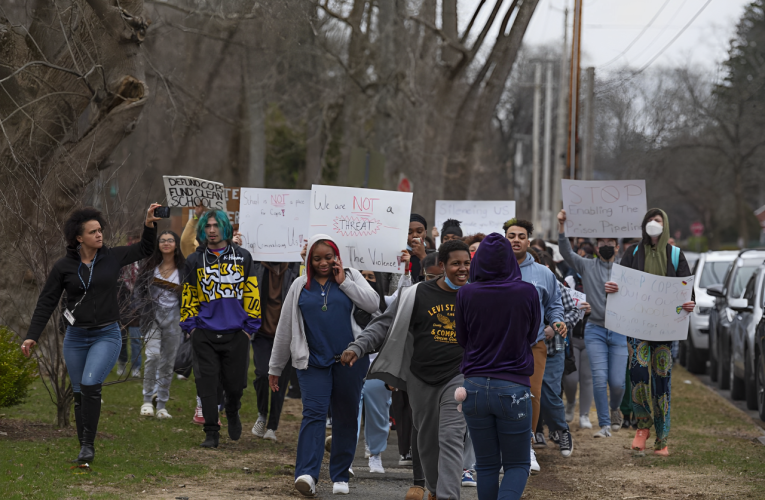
729, 265, 765, 410
681, 251, 738, 373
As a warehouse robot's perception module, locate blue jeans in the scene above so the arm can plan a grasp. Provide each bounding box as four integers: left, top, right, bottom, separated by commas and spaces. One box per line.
356, 378, 392, 456
462, 377, 531, 500
63, 322, 122, 392
295, 357, 369, 483
540, 349, 569, 432
118, 325, 143, 369
585, 323, 628, 428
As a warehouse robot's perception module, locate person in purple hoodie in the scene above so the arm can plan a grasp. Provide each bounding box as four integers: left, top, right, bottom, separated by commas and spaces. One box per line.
455, 232, 541, 500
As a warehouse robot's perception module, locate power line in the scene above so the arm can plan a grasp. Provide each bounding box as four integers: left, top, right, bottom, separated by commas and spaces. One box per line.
600, 0, 673, 68
597, 0, 715, 94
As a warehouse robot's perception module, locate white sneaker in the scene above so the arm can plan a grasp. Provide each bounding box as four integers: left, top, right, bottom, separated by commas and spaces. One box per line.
156, 409, 172, 419
368, 454, 384, 473
348, 467, 354, 478
117, 364, 126, 376
593, 426, 612, 438
131, 368, 141, 378
364, 442, 371, 458
252, 417, 266, 437
176, 374, 187, 380
295, 475, 316, 497
140, 403, 154, 416
579, 414, 593, 429
565, 402, 575, 423
610, 409, 623, 432
333, 482, 349, 494
263, 429, 277, 441
530, 445, 540, 475
326, 417, 333, 429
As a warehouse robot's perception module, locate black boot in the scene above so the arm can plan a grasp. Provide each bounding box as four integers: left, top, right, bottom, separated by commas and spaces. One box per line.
77, 383, 102, 463
73, 392, 83, 446
200, 431, 219, 448
227, 411, 242, 441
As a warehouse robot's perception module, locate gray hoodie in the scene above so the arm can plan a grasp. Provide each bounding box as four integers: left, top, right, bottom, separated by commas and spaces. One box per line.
558, 234, 616, 327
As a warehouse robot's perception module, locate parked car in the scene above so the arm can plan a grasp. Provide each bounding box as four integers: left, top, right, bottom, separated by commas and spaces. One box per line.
708, 249, 765, 389
681, 251, 738, 374
684, 251, 701, 272
729, 267, 765, 410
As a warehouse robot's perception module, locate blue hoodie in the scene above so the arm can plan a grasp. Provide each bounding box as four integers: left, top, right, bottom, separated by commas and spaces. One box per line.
456, 233, 541, 386
518, 252, 565, 344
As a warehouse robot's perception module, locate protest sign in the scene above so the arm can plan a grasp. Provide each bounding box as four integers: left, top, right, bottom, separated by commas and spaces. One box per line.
561, 180, 646, 238
605, 264, 694, 341
182, 187, 240, 229
309, 185, 413, 274
435, 201, 515, 243
238, 188, 310, 262
164, 175, 225, 210
566, 288, 587, 321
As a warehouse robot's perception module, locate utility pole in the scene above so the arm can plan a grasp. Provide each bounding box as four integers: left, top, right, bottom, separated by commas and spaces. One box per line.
552, 7, 569, 235
582, 67, 595, 180
532, 63, 542, 232
568, 0, 583, 180
542, 63, 553, 238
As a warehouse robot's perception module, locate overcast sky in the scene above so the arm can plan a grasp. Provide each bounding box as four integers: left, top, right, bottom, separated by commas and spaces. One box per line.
460, 0, 752, 76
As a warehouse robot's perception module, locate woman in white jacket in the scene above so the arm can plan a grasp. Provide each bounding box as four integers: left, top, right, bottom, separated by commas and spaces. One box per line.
269, 234, 379, 497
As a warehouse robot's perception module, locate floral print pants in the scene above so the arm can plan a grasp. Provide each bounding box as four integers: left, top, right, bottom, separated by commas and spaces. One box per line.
627, 337, 672, 450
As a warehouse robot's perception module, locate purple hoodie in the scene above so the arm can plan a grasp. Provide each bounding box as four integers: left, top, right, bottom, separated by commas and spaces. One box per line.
455, 233, 541, 386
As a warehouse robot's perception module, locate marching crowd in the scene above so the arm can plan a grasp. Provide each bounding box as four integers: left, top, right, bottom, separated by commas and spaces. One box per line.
20, 201, 695, 500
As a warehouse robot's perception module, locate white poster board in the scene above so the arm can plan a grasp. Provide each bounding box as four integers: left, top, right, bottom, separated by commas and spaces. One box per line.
561, 180, 646, 238
238, 188, 311, 262
435, 201, 516, 244
309, 185, 413, 274
605, 264, 694, 341
163, 175, 225, 210
566, 288, 587, 321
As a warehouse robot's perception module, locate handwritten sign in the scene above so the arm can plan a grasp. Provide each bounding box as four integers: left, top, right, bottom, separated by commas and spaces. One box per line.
238, 188, 310, 262
435, 201, 516, 242
164, 175, 225, 210
566, 288, 587, 321
309, 185, 413, 274
183, 187, 240, 228
561, 180, 646, 238
605, 264, 694, 341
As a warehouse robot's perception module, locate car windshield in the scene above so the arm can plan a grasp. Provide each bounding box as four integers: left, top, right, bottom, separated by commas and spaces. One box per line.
699, 261, 732, 288
731, 262, 764, 298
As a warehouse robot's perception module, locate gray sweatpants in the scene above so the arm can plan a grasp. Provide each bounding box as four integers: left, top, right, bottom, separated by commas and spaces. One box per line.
142, 305, 183, 410
408, 373, 466, 500
563, 335, 593, 417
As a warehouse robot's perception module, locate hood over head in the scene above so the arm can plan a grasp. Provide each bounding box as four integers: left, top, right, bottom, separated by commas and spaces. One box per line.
305, 233, 341, 290
469, 232, 522, 283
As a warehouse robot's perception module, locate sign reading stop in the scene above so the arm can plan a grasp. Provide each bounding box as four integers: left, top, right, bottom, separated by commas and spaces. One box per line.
690, 222, 704, 237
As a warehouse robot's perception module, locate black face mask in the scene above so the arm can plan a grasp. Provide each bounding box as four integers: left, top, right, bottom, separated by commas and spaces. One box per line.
598, 246, 615, 260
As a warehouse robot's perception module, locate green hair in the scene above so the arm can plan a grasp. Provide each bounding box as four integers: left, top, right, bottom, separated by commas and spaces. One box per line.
196, 210, 233, 245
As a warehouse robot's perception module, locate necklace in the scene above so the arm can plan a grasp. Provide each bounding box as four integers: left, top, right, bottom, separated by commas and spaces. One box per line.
319, 281, 331, 312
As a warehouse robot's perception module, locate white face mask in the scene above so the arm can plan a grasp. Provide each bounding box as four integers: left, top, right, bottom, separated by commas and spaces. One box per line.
645, 220, 664, 237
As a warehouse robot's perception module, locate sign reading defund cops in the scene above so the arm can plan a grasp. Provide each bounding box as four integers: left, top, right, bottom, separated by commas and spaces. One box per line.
435, 200, 516, 243
605, 264, 694, 341
309, 185, 413, 274
561, 180, 647, 238
238, 188, 311, 262
163, 175, 225, 210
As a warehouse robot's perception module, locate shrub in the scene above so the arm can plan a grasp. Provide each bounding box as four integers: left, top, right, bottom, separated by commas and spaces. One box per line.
0, 326, 37, 408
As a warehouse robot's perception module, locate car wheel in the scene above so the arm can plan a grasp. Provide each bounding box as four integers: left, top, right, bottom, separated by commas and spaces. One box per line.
685, 335, 707, 374
746, 350, 758, 410
718, 337, 731, 390
758, 353, 765, 422
678, 340, 688, 367
730, 352, 746, 400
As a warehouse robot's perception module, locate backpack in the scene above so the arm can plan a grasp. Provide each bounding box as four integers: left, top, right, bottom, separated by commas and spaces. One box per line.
633, 245, 680, 271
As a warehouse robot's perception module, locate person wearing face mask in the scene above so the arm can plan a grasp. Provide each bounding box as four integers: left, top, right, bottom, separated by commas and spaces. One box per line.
611, 209, 694, 456
557, 209, 628, 439
341, 240, 472, 500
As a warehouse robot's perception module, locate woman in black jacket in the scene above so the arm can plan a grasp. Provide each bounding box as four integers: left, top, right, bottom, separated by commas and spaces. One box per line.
21, 204, 159, 464
606, 208, 694, 457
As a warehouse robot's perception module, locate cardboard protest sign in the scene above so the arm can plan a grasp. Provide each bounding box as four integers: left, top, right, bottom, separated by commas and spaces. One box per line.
561, 180, 646, 238
566, 288, 587, 321
182, 187, 240, 229
435, 201, 515, 244
238, 188, 310, 262
164, 175, 225, 210
309, 185, 413, 274
605, 264, 694, 341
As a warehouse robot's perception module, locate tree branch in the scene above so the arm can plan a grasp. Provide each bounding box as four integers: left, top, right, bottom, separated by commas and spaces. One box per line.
406, 15, 468, 55
144, 0, 259, 20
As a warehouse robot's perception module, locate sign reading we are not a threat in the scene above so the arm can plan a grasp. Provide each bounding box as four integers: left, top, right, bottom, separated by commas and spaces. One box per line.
561, 180, 646, 238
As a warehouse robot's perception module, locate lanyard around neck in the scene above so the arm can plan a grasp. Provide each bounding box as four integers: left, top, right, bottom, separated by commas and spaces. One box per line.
74, 251, 98, 309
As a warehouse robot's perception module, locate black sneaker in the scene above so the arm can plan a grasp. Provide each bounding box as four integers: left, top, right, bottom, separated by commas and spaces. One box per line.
559, 429, 573, 458
533, 431, 547, 448
549, 430, 561, 445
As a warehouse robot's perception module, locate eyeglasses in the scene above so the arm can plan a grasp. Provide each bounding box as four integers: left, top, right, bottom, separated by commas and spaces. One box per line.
159, 239, 176, 244
424, 273, 443, 280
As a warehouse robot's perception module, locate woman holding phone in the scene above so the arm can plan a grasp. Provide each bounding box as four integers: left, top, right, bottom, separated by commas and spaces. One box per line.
21, 204, 159, 464
268, 234, 379, 497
